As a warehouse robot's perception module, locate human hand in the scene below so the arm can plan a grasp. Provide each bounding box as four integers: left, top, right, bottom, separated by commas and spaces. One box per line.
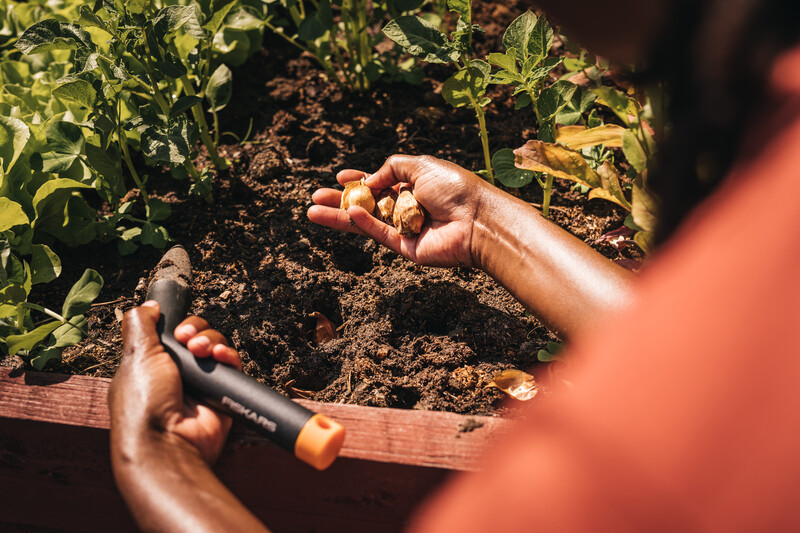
109, 301, 242, 464
308, 155, 494, 268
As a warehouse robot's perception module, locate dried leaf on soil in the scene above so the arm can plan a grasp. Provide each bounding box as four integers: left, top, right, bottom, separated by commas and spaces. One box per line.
309, 311, 339, 345
486, 369, 538, 401
285, 379, 315, 399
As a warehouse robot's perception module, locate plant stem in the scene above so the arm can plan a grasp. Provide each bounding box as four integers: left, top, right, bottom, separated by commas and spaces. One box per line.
542, 173, 554, 218
473, 103, 494, 185
180, 75, 229, 170
119, 128, 149, 207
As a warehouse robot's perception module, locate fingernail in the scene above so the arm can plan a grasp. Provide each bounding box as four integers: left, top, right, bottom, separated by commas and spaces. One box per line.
188, 336, 210, 352
175, 324, 197, 338
141, 300, 158, 308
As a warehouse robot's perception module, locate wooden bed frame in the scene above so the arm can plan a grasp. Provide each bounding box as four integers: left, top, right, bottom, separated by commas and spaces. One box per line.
0, 367, 513, 532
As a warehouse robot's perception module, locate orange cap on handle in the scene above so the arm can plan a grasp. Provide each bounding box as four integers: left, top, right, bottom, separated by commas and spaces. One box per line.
294, 414, 346, 470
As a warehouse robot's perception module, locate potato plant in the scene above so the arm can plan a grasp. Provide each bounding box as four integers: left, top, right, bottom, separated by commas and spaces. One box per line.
0, 0, 261, 368
514, 51, 660, 249
262, 0, 424, 91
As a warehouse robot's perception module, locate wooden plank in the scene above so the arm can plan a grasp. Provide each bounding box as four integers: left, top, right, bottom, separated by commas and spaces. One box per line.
0, 368, 513, 471
0, 418, 450, 533
0, 368, 516, 532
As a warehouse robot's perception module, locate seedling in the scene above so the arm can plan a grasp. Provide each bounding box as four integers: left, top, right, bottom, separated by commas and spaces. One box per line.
384, 0, 496, 183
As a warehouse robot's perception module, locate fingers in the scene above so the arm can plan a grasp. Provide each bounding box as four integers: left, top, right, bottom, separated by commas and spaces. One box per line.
121, 301, 163, 362
348, 206, 418, 260
364, 154, 434, 191
336, 169, 368, 185
175, 316, 243, 371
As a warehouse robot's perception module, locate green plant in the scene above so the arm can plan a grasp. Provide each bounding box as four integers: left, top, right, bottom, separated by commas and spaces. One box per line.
263, 0, 423, 91
384, 0, 496, 182
486, 10, 579, 216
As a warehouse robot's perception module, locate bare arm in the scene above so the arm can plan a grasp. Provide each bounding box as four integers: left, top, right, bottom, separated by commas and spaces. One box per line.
109, 304, 269, 533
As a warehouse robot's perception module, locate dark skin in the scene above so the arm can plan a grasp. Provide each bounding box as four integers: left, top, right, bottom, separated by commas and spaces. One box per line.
110, 1, 668, 528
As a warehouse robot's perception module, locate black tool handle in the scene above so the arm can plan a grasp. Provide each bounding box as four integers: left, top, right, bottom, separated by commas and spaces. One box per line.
147, 278, 315, 452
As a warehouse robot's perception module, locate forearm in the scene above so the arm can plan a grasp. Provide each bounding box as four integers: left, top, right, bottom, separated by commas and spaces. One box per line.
111, 432, 269, 533
472, 190, 635, 338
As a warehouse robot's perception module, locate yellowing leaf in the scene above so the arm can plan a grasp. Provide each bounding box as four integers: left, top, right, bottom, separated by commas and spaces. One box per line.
556, 124, 625, 150
486, 369, 538, 401
309, 311, 339, 345
514, 139, 601, 189
588, 162, 631, 210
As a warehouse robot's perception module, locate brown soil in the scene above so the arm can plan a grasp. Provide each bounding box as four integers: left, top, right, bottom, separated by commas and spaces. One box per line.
9, 4, 640, 416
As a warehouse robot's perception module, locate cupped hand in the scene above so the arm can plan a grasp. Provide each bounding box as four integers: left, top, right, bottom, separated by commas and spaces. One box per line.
109, 301, 242, 464
308, 154, 492, 267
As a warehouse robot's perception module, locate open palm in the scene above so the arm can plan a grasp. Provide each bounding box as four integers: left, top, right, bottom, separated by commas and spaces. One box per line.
308, 155, 489, 268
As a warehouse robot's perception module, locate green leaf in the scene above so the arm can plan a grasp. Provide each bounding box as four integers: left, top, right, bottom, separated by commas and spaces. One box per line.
140, 222, 169, 248
85, 143, 124, 197
0, 198, 29, 232
0, 285, 26, 318
32, 179, 95, 245
592, 86, 631, 124
206, 64, 233, 112
527, 13, 553, 63
170, 95, 203, 119
51, 316, 87, 348
154, 52, 188, 79
32, 120, 86, 173
140, 116, 199, 165
631, 178, 657, 233
0, 116, 30, 173
447, 0, 471, 24
46, 121, 84, 156
30, 244, 61, 285
154, 5, 200, 40
622, 130, 648, 173
514, 92, 532, 110
30, 347, 63, 371
442, 67, 487, 108
493, 148, 534, 188
146, 198, 172, 222
203, 0, 238, 34
225, 7, 264, 31
502, 11, 551, 63
383, 16, 458, 64
6, 321, 61, 355
61, 269, 103, 319
537, 81, 577, 121
52, 79, 97, 108
487, 51, 517, 73
15, 19, 95, 55
297, 0, 333, 41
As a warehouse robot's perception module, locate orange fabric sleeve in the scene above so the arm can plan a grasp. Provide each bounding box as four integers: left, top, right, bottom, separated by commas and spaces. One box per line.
410, 48, 800, 532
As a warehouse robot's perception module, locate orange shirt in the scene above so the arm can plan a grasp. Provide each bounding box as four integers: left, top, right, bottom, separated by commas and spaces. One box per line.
411, 47, 800, 532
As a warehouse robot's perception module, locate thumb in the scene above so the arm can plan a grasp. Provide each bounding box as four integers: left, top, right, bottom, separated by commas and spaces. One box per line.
121, 301, 163, 362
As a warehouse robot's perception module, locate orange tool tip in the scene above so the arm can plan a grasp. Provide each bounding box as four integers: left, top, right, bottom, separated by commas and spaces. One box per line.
294, 414, 346, 470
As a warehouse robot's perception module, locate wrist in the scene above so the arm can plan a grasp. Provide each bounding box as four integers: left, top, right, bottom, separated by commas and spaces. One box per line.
469, 186, 518, 273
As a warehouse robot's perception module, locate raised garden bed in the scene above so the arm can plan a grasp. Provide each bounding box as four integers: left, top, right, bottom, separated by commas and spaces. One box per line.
0, 2, 648, 530
0, 367, 512, 532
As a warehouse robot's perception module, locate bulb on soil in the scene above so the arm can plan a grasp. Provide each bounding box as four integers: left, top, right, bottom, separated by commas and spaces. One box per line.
375, 189, 397, 224
393, 187, 425, 236
340, 179, 375, 214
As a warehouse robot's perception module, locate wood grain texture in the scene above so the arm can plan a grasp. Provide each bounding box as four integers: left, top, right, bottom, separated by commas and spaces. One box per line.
0, 368, 517, 532
0, 367, 513, 470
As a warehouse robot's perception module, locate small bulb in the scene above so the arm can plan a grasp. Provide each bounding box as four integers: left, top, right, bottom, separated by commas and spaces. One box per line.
340, 179, 375, 214
375, 189, 397, 224
393, 187, 425, 236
